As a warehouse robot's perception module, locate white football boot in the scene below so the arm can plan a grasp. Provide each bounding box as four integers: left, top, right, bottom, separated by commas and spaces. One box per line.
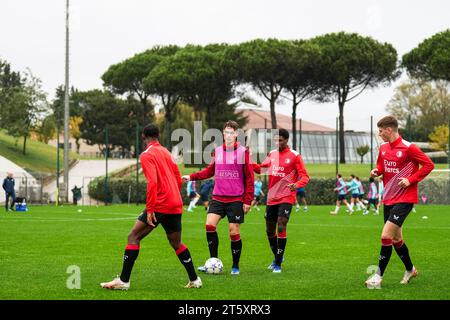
400, 267, 418, 284
100, 276, 130, 290
185, 277, 202, 288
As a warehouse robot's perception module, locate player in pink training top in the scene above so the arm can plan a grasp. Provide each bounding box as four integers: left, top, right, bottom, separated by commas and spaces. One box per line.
365, 116, 434, 289
253, 129, 309, 273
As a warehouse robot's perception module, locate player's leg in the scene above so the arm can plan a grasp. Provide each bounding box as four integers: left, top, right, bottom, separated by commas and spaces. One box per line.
229, 222, 242, 274
162, 215, 201, 288
390, 204, 417, 283
5, 193, 10, 211
295, 196, 300, 211
343, 199, 353, 213
330, 199, 340, 214
274, 213, 289, 272
227, 202, 245, 274
265, 205, 278, 268
301, 196, 308, 212
205, 213, 222, 258
101, 211, 155, 289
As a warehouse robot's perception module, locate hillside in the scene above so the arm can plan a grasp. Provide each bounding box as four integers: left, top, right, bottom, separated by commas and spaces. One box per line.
0, 130, 79, 175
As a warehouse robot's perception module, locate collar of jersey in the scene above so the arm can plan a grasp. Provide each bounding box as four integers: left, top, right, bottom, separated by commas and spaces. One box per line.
389, 135, 402, 147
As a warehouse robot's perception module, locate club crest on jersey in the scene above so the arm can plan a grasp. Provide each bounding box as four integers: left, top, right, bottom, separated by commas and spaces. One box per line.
396, 151, 403, 158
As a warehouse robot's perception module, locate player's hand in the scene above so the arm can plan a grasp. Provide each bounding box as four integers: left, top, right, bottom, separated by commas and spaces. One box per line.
371, 168, 379, 177
147, 211, 157, 227
243, 204, 251, 214
397, 177, 410, 189
182, 175, 190, 182
287, 183, 297, 191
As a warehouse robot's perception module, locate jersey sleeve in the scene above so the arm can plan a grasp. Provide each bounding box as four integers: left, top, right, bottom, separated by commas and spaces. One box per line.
376, 148, 385, 176
406, 144, 435, 184
242, 149, 255, 205
253, 155, 271, 174
190, 157, 215, 181
140, 154, 157, 214
294, 154, 310, 189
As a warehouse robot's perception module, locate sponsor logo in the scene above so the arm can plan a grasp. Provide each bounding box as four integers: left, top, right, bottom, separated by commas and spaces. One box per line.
285, 158, 290, 164
393, 214, 399, 221
284, 210, 289, 214
235, 216, 241, 220
183, 258, 192, 263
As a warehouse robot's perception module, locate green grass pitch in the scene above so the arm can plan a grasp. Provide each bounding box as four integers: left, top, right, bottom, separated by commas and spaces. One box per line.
0, 204, 449, 300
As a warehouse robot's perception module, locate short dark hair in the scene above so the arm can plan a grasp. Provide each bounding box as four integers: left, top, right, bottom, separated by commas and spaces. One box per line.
377, 116, 398, 130
337, 173, 342, 178
142, 123, 160, 139
369, 177, 374, 183
277, 128, 289, 140
350, 174, 355, 179
223, 120, 239, 131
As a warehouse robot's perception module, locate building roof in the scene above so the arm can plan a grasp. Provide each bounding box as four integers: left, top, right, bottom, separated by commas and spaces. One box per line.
239, 108, 335, 132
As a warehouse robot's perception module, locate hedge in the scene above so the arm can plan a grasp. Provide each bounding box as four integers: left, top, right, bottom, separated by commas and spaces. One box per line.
88, 177, 450, 205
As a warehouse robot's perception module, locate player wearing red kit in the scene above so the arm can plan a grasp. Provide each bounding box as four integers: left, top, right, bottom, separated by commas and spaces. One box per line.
253, 129, 309, 273
101, 124, 202, 290
365, 116, 434, 289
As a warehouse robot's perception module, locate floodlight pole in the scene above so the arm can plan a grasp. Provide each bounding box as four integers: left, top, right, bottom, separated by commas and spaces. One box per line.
63, 0, 70, 203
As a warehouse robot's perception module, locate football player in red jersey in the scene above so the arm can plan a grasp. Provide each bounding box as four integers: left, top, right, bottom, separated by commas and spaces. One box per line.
101, 124, 201, 290
365, 116, 434, 289
253, 129, 309, 273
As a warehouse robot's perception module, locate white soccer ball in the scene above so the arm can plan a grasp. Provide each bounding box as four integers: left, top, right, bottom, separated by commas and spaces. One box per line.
77, 209, 82, 213
204, 257, 224, 274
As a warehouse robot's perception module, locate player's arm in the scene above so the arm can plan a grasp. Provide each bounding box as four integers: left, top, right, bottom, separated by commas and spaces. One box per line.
292, 154, 310, 190
186, 158, 215, 181
170, 157, 183, 189
141, 155, 158, 226
243, 149, 255, 207
252, 155, 271, 174
372, 149, 384, 177
406, 144, 435, 184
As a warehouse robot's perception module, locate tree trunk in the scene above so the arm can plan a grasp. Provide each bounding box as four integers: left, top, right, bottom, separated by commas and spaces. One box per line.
206, 106, 213, 129
164, 108, 172, 149
339, 102, 345, 164
22, 135, 27, 155
270, 97, 277, 129
291, 97, 298, 150
361, 155, 363, 164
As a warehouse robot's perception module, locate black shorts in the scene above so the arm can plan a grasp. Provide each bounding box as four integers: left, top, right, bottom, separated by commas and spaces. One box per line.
352, 193, 360, 199
200, 193, 209, 202
383, 203, 414, 227
189, 192, 198, 199
368, 198, 379, 206
138, 210, 182, 234
265, 203, 293, 222
297, 191, 306, 199
208, 200, 244, 224
254, 195, 261, 202
337, 194, 346, 201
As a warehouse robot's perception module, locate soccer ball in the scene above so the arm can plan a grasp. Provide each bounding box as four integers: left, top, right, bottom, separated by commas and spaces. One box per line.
204, 257, 224, 274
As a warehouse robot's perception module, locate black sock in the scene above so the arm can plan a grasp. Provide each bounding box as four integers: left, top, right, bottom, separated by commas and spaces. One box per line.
276, 237, 287, 266
206, 229, 219, 258
267, 234, 277, 258
378, 239, 393, 276
394, 241, 414, 271
176, 244, 197, 281
231, 235, 242, 269
120, 245, 140, 282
